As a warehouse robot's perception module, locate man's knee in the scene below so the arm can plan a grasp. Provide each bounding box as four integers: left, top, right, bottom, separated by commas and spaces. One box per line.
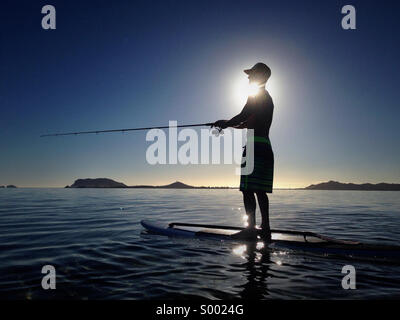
255, 191, 267, 198
242, 191, 254, 197
242, 191, 256, 206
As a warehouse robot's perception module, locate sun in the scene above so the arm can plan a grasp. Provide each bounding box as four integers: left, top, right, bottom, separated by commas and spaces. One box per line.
232, 75, 278, 109
232, 77, 255, 107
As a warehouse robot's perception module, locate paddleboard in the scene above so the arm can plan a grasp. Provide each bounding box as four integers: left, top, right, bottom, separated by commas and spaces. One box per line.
141, 220, 400, 260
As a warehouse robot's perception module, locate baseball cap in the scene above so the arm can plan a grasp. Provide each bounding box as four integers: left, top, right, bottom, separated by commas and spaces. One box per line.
244, 62, 271, 79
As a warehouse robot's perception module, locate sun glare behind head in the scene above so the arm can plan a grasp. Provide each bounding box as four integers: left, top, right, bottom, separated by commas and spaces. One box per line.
232, 72, 278, 110
233, 78, 260, 108
248, 83, 260, 97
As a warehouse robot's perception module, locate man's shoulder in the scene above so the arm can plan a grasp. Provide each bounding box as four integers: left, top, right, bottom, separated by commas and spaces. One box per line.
263, 91, 274, 106
246, 91, 273, 107
256, 91, 272, 104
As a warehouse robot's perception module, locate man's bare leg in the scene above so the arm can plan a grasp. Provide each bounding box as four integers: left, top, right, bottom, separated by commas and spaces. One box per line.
231, 191, 257, 240
243, 191, 256, 228
256, 191, 271, 241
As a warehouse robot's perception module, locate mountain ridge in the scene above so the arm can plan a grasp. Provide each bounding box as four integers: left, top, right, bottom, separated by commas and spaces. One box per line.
305, 180, 400, 191
65, 178, 231, 189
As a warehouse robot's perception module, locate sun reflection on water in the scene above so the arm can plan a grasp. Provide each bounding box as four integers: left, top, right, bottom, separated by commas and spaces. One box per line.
232, 244, 247, 258
242, 214, 248, 227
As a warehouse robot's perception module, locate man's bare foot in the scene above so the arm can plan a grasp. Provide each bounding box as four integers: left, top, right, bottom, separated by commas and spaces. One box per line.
231, 228, 258, 240
259, 228, 272, 242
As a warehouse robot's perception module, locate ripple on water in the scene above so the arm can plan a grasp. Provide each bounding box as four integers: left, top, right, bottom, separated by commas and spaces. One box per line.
0, 189, 400, 299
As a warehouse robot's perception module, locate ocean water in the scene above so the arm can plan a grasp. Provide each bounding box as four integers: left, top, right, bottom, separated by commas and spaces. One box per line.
0, 188, 399, 300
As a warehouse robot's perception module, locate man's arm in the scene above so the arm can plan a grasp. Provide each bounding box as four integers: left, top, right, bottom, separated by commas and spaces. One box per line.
214, 105, 251, 129
226, 109, 249, 127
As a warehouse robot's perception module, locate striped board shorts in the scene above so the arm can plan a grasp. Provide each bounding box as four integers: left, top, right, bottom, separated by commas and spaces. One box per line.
239, 136, 274, 193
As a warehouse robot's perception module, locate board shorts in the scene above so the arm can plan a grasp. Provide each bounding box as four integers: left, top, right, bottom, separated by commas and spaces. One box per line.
239, 136, 274, 193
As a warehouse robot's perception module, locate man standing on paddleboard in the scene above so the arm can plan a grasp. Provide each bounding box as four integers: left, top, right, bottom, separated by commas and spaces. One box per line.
213, 63, 274, 241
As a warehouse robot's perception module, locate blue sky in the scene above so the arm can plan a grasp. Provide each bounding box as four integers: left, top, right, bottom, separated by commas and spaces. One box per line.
1, 0, 399, 187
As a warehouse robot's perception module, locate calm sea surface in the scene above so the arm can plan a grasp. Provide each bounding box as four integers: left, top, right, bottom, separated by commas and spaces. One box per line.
0, 188, 399, 300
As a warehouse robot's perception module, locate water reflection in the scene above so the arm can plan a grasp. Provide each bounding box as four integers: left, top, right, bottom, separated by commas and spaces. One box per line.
232, 241, 272, 299
2, 189, 400, 299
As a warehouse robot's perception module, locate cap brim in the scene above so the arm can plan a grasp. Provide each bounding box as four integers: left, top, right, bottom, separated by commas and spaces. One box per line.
244, 69, 252, 75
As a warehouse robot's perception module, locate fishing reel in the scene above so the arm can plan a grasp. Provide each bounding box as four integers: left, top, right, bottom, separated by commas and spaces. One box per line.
211, 127, 224, 137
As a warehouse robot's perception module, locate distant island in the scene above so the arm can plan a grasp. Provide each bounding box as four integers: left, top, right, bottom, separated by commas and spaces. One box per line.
65, 178, 232, 189
67, 178, 127, 188
0, 185, 17, 188
130, 181, 195, 189
305, 180, 400, 191
64, 179, 400, 190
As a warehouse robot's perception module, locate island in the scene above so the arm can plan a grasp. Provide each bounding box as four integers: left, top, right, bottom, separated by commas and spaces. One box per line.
130, 181, 195, 189
6, 185, 17, 188
305, 180, 400, 191
66, 178, 127, 188
65, 178, 232, 189
0, 186, 4, 188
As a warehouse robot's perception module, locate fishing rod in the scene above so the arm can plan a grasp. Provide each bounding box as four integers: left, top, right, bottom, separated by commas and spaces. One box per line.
40, 122, 219, 137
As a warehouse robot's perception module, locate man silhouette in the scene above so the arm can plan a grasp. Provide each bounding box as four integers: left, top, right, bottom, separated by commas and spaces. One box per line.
214, 62, 274, 240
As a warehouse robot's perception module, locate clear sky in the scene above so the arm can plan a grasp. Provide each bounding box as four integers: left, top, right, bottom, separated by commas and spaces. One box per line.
1, 0, 399, 188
